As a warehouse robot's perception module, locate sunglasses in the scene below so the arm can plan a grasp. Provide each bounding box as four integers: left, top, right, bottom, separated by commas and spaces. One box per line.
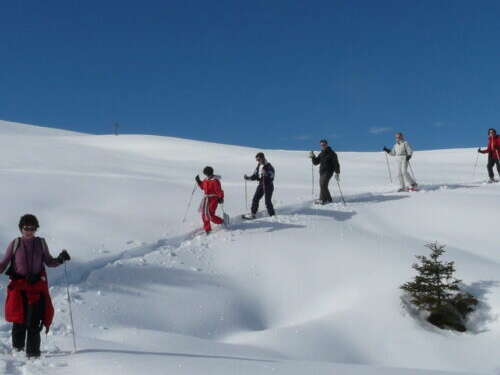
22, 226, 37, 232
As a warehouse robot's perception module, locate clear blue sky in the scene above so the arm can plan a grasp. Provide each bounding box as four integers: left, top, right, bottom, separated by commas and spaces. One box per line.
1, 0, 499, 151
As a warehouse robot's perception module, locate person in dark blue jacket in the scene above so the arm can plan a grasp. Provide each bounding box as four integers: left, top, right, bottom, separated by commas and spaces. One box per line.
244, 152, 275, 219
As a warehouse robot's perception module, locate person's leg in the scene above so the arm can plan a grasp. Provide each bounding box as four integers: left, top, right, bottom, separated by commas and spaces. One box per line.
487, 156, 495, 180
251, 185, 264, 215
495, 159, 500, 178
402, 159, 416, 187
25, 299, 43, 358
397, 157, 406, 189
12, 323, 27, 351
208, 199, 223, 225
201, 198, 212, 232
264, 184, 275, 216
26, 327, 41, 357
319, 173, 333, 202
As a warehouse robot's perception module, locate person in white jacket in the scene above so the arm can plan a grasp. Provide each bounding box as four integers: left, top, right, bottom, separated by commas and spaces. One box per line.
383, 133, 418, 192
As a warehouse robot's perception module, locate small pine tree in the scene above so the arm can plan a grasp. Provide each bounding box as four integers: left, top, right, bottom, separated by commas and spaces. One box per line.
401, 242, 478, 332
401, 242, 461, 311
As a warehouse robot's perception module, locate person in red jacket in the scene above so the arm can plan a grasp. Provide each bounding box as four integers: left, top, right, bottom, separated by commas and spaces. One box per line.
0, 214, 70, 358
478, 128, 500, 183
195, 167, 225, 234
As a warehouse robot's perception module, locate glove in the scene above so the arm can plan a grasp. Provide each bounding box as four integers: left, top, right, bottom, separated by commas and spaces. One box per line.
334, 173, 340, 182
244, 174, 250, 181
309, 151, 315, 159
57, 250, 71, 264
195, 175, 201, 183
218, 197, 224, 204
477, 148, 482, 153
383, 146, 391, 153
406, 155, 412, 161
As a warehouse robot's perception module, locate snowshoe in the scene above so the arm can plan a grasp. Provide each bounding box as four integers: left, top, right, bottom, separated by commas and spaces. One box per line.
314, 199, 332, 205
397, 188, 408, 192
241, 214, 256, 220
487, 179, 498, 184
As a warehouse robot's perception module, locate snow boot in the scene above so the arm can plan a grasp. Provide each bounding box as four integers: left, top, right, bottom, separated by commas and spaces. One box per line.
242, 214, 256, 220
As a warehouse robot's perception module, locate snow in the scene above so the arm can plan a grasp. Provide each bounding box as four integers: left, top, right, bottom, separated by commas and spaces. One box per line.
0, 119, 498, 374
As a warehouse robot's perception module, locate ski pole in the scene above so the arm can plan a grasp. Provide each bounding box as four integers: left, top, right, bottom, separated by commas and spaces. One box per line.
385, 153, 393, 184
311, 163, 315, 198
336, 178, 347, 206
64, 262, 77, 353
472, 151, 480, 181
244, 179, 248, 210
182, 183, 197, 223
221, 203, 230, 227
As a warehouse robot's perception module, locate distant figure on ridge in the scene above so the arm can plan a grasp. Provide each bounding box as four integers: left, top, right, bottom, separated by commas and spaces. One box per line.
309, 139, 341, 205
0, 214, 71, 358
243, 152, 275, 219
195, 167, 225, 234
478, 128, 500, 183
384, 132, 418, 192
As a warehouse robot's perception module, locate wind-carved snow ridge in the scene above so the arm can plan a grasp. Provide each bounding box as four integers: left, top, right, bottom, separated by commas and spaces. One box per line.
0, 121, 498, 375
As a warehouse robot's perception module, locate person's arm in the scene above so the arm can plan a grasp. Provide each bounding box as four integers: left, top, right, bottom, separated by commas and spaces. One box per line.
332, 151, 340, 174
248, 166, 260, 181
389, 145, 396, 156
41, 240, 63, 267
195, 175, 203, 189
0, 241, 15, 274
311, 153, 320, 166
405, 142, 413, 156
215, 179, 224, 200
261, 164, 275, 184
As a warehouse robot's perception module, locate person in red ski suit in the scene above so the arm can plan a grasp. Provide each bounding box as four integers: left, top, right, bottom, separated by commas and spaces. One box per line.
0, 214, 70, 358
195, 167, 225, 234
478, 128, 500, 182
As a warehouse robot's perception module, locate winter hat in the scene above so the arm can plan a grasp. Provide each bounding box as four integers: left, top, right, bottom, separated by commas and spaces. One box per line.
203, 166, 214, 176
488, 128, 497, 135
255, 152, 265, 160
319, 139, 328, 145
19, 214, 39, 230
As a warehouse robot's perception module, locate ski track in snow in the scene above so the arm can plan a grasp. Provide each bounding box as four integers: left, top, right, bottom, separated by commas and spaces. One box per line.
46, 180, 486, 289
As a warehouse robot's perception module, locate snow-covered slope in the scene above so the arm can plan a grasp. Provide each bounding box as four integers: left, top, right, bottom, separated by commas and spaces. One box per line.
0, 120, 498, 375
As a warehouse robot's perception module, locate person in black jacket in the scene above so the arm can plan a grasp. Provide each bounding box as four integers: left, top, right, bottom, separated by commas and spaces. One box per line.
244, 152, 275, 219
309, 139, 340, 205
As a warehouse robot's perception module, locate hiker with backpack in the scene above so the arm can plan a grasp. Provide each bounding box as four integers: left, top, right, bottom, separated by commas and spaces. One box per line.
383, 132, 418, 192
196, 166, 225, 234
243, 152, 275, 219
478, 128, 500, 183
309, 139, 341, 205
0, 214, 70, 358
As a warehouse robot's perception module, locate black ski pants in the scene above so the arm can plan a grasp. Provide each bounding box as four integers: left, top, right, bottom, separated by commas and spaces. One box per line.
251, 183, 275, 216
12, 293, 44, 357
319, 172, 333, 203
487, 155, 500, 179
